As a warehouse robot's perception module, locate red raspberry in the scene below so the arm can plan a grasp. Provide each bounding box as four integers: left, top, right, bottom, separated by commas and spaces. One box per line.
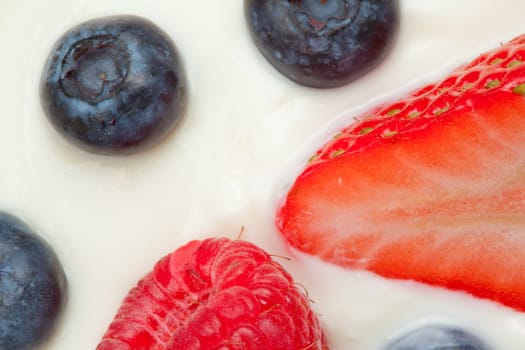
97, 238, 328, 350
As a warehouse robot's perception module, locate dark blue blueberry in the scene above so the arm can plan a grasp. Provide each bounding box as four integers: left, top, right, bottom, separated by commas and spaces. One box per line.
385, 325, 493, 350
40, 15, 187, 155
244, 0, 399, 88
0, 212, 67, 349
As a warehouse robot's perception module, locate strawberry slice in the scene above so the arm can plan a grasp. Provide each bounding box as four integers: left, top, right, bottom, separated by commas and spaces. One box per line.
277, 34, 525, 312
97, 238, 328, 350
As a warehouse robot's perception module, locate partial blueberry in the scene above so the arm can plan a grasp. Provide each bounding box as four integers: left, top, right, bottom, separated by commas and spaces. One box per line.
385, 325, 493, 350
40, 15, 187, 155
244, 0, 399, 88
0, 212, 67, 349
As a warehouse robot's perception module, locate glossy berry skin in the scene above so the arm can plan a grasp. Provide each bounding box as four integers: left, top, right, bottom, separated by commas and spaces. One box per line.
0, 212, 67, 349
40, 15, 187, 155
244, 0, 399, 88
385, 325, 492, 350
97, 238, 327, 350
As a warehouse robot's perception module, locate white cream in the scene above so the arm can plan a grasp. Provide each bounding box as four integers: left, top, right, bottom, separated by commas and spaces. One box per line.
1, 0, 525, 349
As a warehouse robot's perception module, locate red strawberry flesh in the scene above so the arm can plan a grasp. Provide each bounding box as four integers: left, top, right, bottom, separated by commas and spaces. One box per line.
277, 34, 525, 312
97, 238, 328, 350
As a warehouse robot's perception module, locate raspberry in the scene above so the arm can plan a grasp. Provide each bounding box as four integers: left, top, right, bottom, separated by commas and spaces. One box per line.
97, 238, 328, 350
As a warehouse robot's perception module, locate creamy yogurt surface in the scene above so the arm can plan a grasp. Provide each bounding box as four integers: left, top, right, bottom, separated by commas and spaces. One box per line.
1, 0, 525, 348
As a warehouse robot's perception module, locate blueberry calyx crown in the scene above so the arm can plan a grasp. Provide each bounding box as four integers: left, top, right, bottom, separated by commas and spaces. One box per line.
289, 0, 358, 33
60, 35, 130, 105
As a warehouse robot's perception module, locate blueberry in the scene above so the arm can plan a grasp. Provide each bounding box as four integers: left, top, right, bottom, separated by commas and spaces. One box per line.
0, 212, 67, 349
244, 0, 399, 88
40, 15, 187, 155
385, 325, 493, 350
